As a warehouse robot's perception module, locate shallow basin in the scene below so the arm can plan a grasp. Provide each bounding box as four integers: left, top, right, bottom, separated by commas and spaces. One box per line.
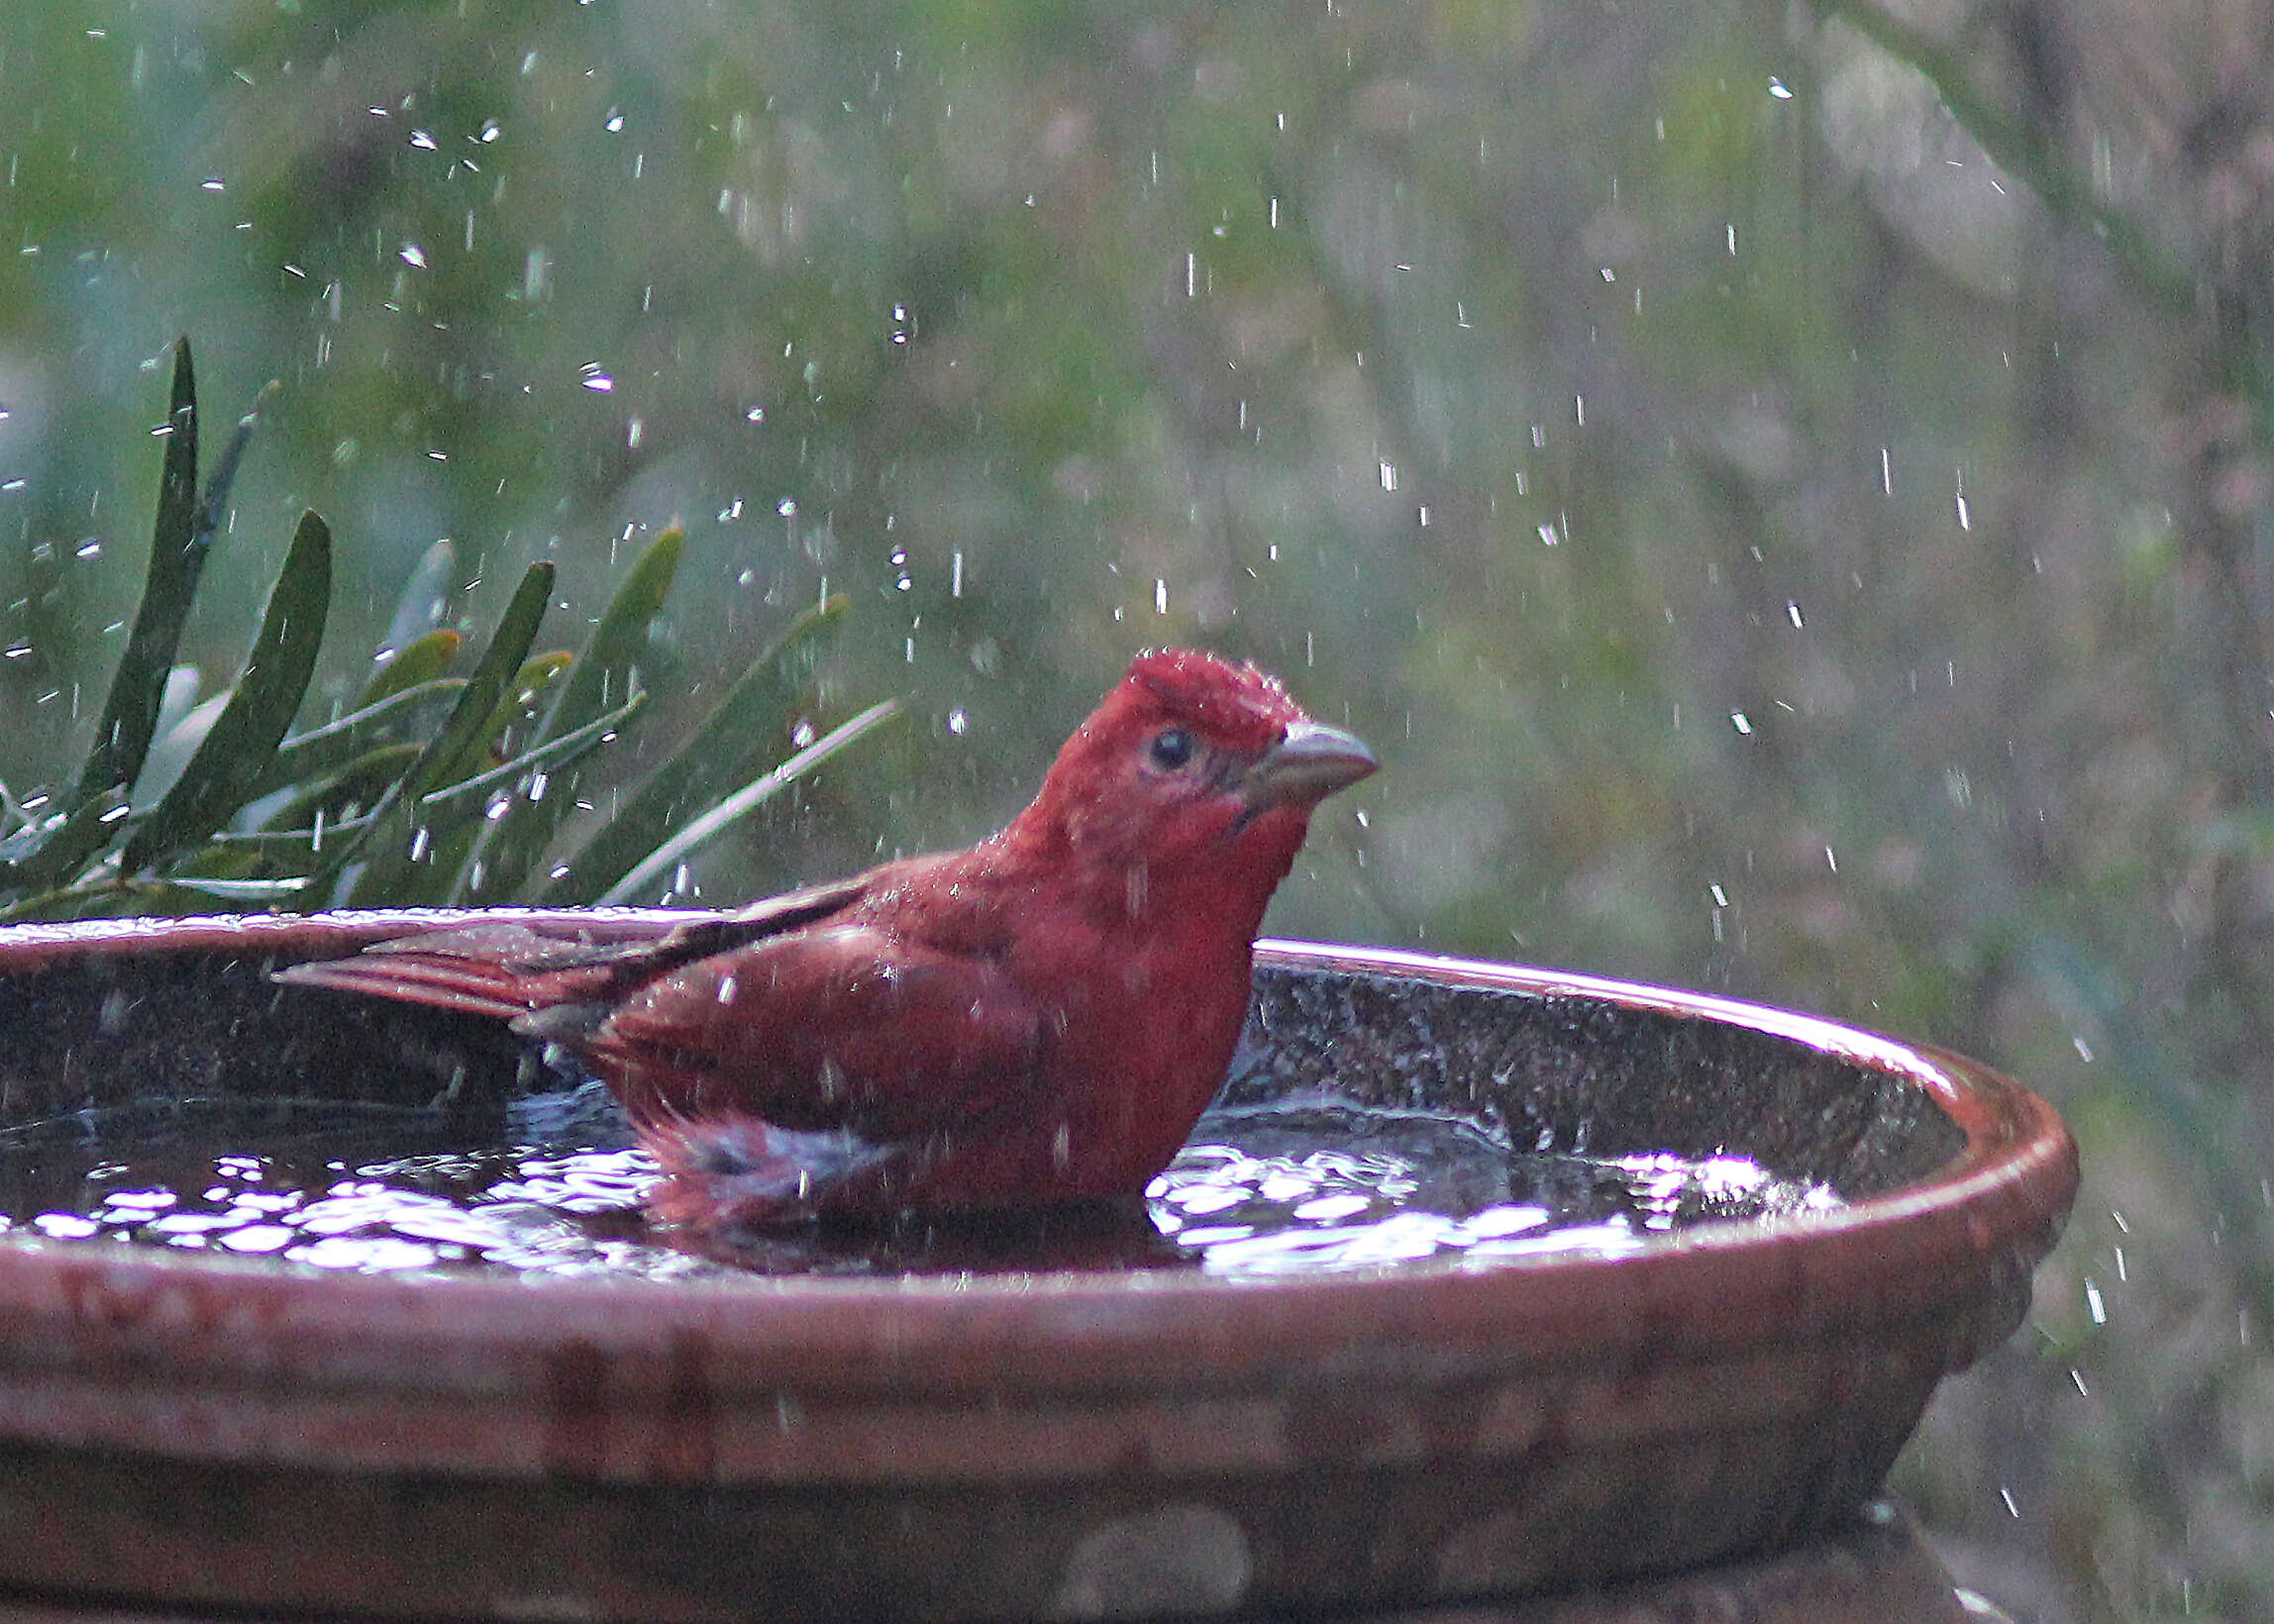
0, 911, 2077, 1621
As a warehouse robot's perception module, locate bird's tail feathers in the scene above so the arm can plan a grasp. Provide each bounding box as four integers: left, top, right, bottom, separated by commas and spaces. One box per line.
273, 923, 615, 1021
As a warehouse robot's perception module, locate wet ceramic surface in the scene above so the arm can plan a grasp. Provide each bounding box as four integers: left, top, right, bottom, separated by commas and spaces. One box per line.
0, 912, 2077, 1621
0, 1501, 1987, 1622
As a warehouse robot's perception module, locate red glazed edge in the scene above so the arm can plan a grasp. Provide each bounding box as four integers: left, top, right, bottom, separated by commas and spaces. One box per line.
0, 912, 2080, 1473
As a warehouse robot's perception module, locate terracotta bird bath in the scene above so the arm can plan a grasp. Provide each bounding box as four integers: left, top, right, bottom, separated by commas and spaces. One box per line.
0, 911, 2076, 1621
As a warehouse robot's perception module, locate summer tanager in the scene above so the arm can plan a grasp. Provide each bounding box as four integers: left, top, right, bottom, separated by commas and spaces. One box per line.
276, 649, 1375, 1230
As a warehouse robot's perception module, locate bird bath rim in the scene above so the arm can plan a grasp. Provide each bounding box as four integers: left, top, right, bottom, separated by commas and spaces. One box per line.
0, 911, 2077, 1488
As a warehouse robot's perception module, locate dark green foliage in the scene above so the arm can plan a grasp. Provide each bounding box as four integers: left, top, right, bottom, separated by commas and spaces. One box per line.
124, 508, 332, 873
0, 343, 885, 923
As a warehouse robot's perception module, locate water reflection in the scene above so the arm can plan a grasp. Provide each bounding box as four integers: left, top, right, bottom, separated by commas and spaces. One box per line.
0, 1100, 1839, 1281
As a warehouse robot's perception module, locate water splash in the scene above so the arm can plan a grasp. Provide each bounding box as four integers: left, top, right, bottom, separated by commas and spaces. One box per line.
0, 1102, 1840, 1282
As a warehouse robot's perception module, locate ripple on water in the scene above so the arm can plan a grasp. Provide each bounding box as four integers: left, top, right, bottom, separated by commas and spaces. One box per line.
0, 1102, 1839, 1280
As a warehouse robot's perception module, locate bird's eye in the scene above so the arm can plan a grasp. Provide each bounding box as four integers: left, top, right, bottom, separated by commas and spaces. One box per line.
1147, 727, 1195, 770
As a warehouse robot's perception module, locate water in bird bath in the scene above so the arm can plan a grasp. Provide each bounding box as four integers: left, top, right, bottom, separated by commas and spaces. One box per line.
0, 1095, 1840, 1280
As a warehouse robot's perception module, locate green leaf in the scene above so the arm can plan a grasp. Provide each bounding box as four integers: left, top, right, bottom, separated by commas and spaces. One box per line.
373, 537, 459, 671
125, 511, 332, 871
131, 875, 314, 908
320, 560, 556, 907
554, 528, 684, 729
543, 593, 846, 900
446, 649, 575, 785
507, 650, 575, 714
0, 874, 132, 925
208, 815, 375, 864
360, 629, 463, 708
3, 786, 132, 893
258, 744, 424, 829
225, 696, 642, 869
72, 339, 204, 804
456, 526, 683, 903
255, 681, 467, 797
597, 699, 902, 906
397, 561, 558, 809
195, 381, 268, 540
420, 689, 647, 817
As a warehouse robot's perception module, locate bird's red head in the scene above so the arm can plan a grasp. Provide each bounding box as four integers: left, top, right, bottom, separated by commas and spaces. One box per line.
1120, 648, 1307, 756
1002, 650, 1375, 894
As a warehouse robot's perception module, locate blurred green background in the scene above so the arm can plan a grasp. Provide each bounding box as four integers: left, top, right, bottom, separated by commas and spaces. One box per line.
2, 0, 2265, 1615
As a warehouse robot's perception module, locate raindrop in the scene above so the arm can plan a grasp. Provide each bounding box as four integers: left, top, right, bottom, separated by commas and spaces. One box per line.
581, 371, 614, 392
1768, 78, 1793, 99
1729, 711, 1753, 735
409, 130, 438, 151
776, 498, 797, 518
744, 405, 766, 423
947, 708, 969, 735
200, 177, 225, 192
399, 243, 427, 268
1786, 601, 1804, 628
604, 109, 625, 133
1378, 459, 1397, 492
478, 119, 502, 143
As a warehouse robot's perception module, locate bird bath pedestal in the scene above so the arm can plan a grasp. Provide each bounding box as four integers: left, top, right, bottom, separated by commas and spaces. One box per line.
0, 913, 2077, 1622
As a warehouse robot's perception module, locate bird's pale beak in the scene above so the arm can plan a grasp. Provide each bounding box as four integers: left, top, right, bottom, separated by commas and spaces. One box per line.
1244, 719, 1379, 809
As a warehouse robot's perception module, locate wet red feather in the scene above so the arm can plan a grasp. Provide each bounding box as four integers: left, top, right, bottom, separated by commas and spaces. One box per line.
276, 650, 1375, 1231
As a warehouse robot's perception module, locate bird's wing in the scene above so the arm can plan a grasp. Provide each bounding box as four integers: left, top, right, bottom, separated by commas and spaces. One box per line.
272, 872, 875, 1019
589, 921, 1046, 1142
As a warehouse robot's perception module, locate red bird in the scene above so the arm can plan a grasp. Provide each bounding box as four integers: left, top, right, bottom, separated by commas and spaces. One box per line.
277, 650, 1375, 1231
